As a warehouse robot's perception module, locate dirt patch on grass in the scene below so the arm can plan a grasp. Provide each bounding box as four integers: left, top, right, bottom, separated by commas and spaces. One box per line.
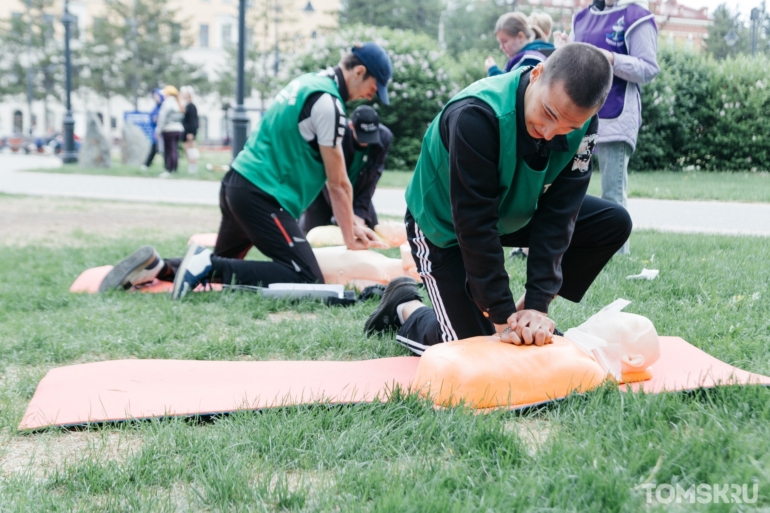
0, 431, 144, 479
505, 418, 553, 456
0, 196, 220, 247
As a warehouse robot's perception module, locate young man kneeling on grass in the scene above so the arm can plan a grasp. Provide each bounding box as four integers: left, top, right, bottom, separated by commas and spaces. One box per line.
100, 43, 393, 299
365, 43, 632, 352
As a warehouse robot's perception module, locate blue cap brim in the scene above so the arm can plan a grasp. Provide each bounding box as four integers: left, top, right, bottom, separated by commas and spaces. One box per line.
377, 82, 390, 106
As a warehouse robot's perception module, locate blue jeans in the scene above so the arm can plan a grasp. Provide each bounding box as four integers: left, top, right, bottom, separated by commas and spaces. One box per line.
595, 141, 632, 254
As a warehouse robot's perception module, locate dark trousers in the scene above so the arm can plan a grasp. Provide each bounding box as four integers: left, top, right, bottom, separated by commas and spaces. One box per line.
169, 170, 322, 287
160, 171, 325, 286
144, 142, 158, 167
162, 131, 183, 172
298, 192, 378, 233
396, 195, 632, 355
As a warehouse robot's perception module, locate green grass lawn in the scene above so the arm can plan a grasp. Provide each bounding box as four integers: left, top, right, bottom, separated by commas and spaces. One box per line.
1, 213, 769, 510
587, 170, 770, 203
30, 156, 770, 203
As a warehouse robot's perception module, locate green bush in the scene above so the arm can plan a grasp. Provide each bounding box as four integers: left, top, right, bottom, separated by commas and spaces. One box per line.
290, 25, 463, 170
631, 50, 770, 171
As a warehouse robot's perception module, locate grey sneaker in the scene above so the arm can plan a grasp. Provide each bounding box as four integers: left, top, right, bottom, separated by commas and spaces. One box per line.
364, 276, 423, 336
99, 246, 163, 292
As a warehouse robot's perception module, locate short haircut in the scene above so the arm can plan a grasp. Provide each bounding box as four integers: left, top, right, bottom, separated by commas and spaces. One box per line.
540, 43, 613, 110
340, 48, 372, 80
494, 12, 533, 40
528, 11, 553, 41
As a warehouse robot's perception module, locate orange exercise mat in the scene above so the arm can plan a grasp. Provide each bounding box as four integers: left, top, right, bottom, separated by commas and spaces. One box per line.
19, 337, 770, 430
70, 265, 222, 294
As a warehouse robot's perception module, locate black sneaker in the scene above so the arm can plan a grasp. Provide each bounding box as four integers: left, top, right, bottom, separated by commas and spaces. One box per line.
99, 246, 163, 292
364, 276, 423, 336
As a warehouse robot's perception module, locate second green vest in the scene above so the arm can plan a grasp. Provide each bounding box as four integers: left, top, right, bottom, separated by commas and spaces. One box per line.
405, 69, 590, 248
233, 73, 345, 219
347, 145, 371, 186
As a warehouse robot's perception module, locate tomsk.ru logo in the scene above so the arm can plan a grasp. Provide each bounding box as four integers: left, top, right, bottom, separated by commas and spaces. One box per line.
605, 16, 626, 48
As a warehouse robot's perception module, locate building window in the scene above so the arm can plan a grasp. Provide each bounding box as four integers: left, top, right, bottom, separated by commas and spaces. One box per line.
71, 15, 80, 40
11, 12, 24, 36
221, 23, 232, 47
42, 14, 55, 38
246, 27, 253, 47
111, 117, 117, 129
171, 23, 181, 45
13, 110, 23, 133
199, 24, 209, 48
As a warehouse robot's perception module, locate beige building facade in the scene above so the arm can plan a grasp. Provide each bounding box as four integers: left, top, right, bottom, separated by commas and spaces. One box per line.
0, 0, 340, 140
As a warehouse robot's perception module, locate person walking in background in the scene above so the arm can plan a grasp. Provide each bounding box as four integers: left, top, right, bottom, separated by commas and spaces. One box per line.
484, 12, 555, 76
141, 89, 164, 171
156, 85, 186, 178
180, 86, 200, 174
557, 0, 659, 254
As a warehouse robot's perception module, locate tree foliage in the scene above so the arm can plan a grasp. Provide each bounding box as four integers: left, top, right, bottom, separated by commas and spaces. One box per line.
632, 49, 770, 171
0, 0, 63, 103
339, 0, 443, 39
706, 4, 750, 59
79, 0, 208, 105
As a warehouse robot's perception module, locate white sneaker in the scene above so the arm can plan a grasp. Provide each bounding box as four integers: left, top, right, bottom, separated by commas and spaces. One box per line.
140, 165, 148, 171
159, 171, 171, 178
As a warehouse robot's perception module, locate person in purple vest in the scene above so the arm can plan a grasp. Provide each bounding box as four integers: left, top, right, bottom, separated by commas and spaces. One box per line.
557, 0, 659, 254
485, 12, 555, 77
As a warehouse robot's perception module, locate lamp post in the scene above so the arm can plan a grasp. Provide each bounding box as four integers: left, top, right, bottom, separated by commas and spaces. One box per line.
231, 0, 250, 158
61, 0, 77, 163
750, 8, 760, 57
724, 29, 739, 47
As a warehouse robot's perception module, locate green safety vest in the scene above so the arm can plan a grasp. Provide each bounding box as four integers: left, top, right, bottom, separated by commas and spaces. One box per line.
347, 145, 370, 186
405, 69, 590, 248
233, 73, 345, 219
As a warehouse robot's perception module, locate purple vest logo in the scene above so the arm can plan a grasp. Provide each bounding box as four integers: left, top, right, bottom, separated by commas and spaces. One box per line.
606, 16, 626, 48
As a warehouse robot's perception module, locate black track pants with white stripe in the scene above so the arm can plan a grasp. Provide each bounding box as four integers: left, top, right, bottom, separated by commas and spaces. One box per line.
397, 198, 631, 355
397, 210, 497, 356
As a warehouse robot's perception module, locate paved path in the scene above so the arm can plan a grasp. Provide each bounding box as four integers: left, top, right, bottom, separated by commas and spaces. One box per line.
2, 154, 769, 237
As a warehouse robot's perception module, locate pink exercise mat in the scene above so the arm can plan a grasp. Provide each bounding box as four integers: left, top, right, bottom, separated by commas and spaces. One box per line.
19, 337, 770, 430
69, 265, 222, 294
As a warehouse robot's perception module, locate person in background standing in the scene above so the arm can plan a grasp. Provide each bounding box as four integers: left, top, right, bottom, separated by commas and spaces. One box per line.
180, 86, 200, 174
557, 0, 659, 254
156, 85, 186, 178
141, 89, 164, 171
484, 12, 555, 76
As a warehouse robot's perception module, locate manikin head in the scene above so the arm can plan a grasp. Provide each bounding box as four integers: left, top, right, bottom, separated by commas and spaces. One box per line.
339, 43, 393, 105
494, 12, 533, 58
523, 42, 613, 141
578, 312, 660, 373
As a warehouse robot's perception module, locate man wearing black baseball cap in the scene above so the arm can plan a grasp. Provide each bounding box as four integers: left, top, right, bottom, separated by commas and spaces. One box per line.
300, 105, 393, 232
99, 43, 396, 298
